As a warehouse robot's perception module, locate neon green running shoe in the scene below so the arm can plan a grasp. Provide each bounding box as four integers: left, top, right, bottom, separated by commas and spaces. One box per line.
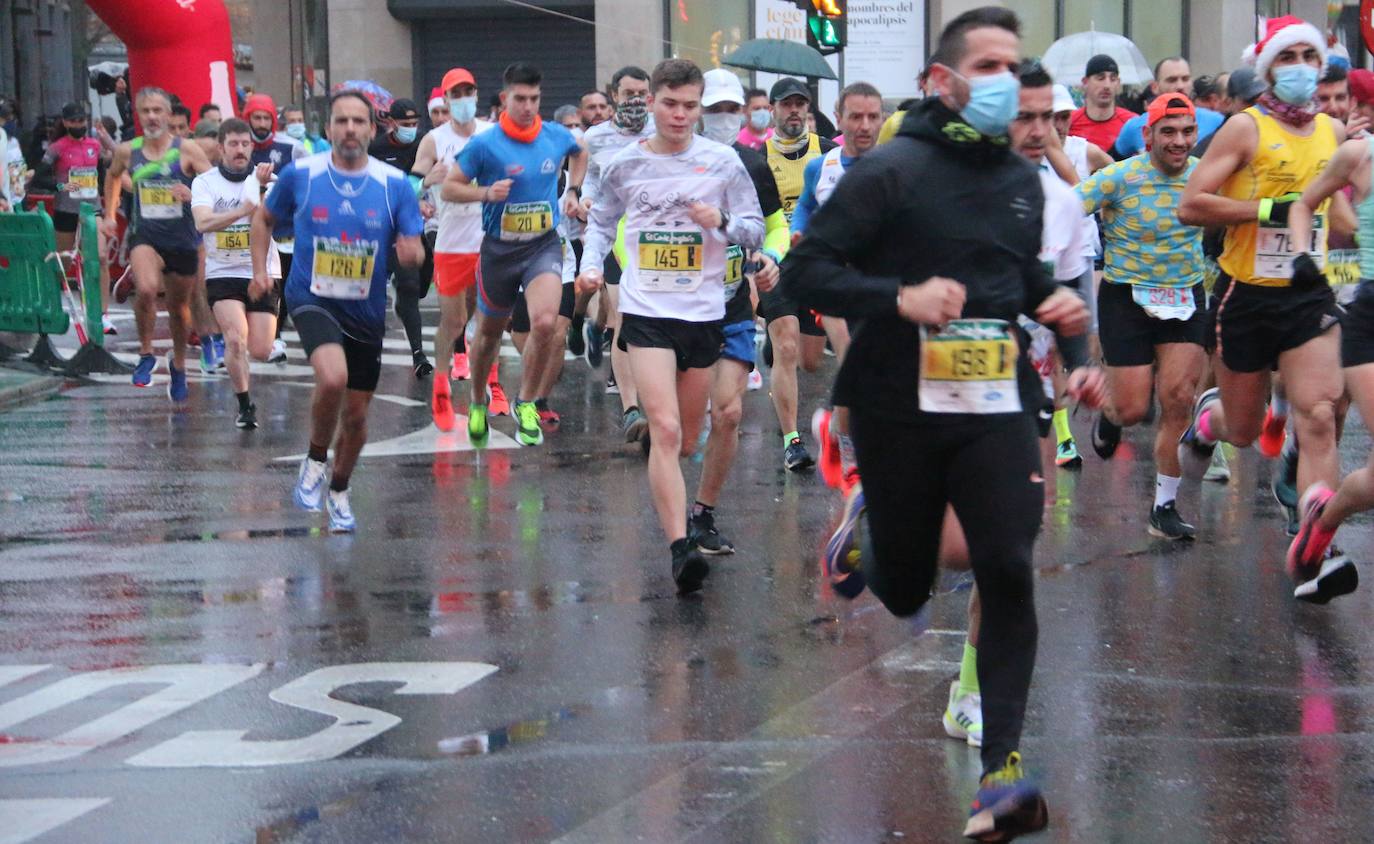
514, 400, 544, 447
467, 402, 489, 447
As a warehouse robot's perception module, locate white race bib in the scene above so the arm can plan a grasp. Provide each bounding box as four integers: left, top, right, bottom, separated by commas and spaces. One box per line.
67, 166, 99, 200
1254, 214, 1325, 278
499, 201, 553, 242
310, 236, 377, 300
637, 229, 705, 293
918, 319, 1022, 415
1131, 284, 1196, 321
138, 180, 183, 220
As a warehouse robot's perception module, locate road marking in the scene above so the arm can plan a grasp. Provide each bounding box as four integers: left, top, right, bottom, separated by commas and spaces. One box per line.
128, 662, 498, 767
0, 666, 49, 688
275, 380, 424, 407
0, 799, 109, 844
0, 664, 264, 768
276, 422, 519, 461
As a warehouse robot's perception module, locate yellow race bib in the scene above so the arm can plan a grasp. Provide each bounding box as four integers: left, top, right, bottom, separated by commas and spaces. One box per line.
637, 230, 705, 293
499, 201, 553, 242
919, 319, 1021, 414
310, 236, 377, 300
138, 180, 182, 220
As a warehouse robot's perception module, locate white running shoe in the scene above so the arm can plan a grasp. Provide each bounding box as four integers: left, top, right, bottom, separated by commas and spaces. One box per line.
1204, 446, 1231, 483
268, 338, 288, 364
293, 457, 327, 512
747, 369, 763, 391
327, 488, 356, 533
941, 680, 983, 747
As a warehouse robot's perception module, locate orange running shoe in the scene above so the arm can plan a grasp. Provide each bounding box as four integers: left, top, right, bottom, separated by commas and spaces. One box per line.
811, 407, 841, 488
432, 379, 455, 432
489, 380, 511, 416
1258, 404, 1286, 458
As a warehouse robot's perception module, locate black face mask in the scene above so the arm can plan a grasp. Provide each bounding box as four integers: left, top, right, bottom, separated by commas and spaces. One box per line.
218, 163, 250, 182
67, 126, 86, 139
250, 126, 272, 143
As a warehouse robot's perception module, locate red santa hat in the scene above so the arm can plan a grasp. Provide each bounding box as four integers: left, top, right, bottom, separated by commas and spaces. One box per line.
1246, 15, 1326, 82
427, 87, 445, 112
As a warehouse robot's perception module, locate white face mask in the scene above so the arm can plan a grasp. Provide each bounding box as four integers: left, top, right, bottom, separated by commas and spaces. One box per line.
748, 109, 771, 131
701, 112, 743, 145
284, 122, 306, 140
449, 96, 478, 124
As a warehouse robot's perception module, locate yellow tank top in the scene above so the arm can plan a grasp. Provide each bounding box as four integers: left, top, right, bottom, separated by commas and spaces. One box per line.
767, 133, 822, 222
1218, 107, 1338, 288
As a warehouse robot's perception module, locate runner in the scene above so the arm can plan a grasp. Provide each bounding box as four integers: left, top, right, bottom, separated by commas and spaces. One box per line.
1080, 93, 1208, 539
737, 87, 773, 151
252, 89, 424, 532
783, 8, 1104, 838
790, 81, 884, 489
1178, 15, 1357, 602
759, 76, 838, 471
191, 117, 278, 429
443, 62, 587, 447
686, 67, 787, 555
368, 98, 433, 378
1110, 58, 1225, 158
101, 86, 213, 400
413, 67, 495, 430
169, 104, 193, 140
1069, 54, 1137, 153
40, 103, 106, 254
578, 90, 612, 129
282, 104, 330, 155
578, 58, 764, 591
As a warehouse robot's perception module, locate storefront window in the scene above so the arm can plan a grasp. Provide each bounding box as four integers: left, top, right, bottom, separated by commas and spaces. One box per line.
669, 0, 748, 70
1006, 0, 1057, 58
1131, 0, 1184, 75
289, 0, 329, 133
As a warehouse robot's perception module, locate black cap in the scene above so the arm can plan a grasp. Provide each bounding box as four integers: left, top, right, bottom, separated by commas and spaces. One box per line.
1227, 67, 1266, 102
61, 102, 87, 121
1084, 54, 1119, 78
769, 77, 810, 103
388, 98, 419, 120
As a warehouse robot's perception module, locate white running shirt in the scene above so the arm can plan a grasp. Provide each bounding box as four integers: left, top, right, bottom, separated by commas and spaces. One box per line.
583, 135, 764, 322
191, 168, 280, 280
430, 119, 493, 254
1039, 167, 1088, 281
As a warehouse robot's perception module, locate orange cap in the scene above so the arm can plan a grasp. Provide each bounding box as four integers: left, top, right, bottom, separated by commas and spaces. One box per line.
1146, 93, 1195, 128
441, 68, 476, 94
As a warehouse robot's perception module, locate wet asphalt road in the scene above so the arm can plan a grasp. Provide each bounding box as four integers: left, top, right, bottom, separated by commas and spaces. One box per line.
5, 304, 1374, 843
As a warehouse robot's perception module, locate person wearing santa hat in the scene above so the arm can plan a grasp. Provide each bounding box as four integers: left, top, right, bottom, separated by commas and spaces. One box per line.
425, 87, 449, 131
411, 67, 499, 430
1179, 14, 1359, 603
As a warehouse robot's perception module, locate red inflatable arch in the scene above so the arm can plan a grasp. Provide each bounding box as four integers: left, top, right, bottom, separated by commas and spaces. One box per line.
87, 0, 238, 124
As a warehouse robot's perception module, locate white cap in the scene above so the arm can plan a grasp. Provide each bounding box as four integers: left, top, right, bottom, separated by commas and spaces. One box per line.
702, 68, 745, 107
1052, 84, 1075, 114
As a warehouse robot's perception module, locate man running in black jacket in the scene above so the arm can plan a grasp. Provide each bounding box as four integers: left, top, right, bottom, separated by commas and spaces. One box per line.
781, 8, 1104, 840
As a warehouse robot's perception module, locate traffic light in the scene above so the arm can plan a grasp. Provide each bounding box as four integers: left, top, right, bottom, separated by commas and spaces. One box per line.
805, 0, 845, 54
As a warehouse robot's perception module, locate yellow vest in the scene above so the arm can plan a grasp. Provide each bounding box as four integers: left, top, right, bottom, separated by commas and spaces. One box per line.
1218, 107, 1338, 288
767, 133, 822, 222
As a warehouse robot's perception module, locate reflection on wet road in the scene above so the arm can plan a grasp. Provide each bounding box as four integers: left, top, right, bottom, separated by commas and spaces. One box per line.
5, 318, 1374, 842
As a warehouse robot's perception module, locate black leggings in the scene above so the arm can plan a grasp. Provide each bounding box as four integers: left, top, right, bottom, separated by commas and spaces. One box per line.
391, 232, 437, 357
274, 252, 294, 338
850, 408, 1043, 775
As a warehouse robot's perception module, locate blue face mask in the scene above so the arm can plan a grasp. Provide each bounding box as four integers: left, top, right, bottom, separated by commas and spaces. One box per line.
1272, 63, 1318, 105
955, 70, 1021, 137
396, 125, 417, 143
449, 96, 478, 124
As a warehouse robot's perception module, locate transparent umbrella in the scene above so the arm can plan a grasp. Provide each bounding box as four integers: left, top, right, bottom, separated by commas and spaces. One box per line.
1042, 31, 1153, 87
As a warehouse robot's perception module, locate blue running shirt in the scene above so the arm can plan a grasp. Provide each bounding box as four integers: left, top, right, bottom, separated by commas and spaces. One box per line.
265, 152, 423, 342
456, 121, 581, 243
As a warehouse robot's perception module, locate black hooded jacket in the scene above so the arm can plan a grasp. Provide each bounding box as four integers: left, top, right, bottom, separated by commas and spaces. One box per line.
780, 97, 1084, 421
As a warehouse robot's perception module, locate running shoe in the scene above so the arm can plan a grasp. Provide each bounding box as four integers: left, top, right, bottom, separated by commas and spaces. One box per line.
811, 407, 842, 488
432, 380, 455, 432
941, 680, 983, 748
622, 406, 649, 444
413, 353, 434, 379
963, 752, 1049, 842
1148, 501, 1196, 541
1289, 483, 1337, 583
327, 488, 356, 533
840, 467, 861, 494
213, 335, 226, 370
166, 354, 188, 403
235, 403, 258, 430
1091, 413, 1121, 459
747, 369, 763, 391
568, 315, 586, 357
188, 331, 201, 348
1258, 404, 1287, 458
1204, 447, 1231, 483
199, 338, 217, 375
489, 381, 511, 416
1177, 387, 1220, 482
1293, 547, 1359, 604
1273, 446, 1300, 536
513, 400, 544, 446
762, 333, 774, 368
112, 273, 134, 304
1055, 438, 1082, 469
586, 323, 604, 368
535, 399, 560, 429
822, 483, 867, 599
671, 541, 710, 594
605, 373, 619, 395
293, 456, 327, 512
688, 509, 735, 555
268, 338, 288, 364
102, 314, 117, 335
451, 352, 470, 381
467, 402, 489, 447
783, 436, 814, 472
131, 353, 156, 388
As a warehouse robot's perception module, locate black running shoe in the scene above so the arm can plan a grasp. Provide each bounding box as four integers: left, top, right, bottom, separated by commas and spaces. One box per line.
568, 315, 586, 357
1147, 501, 1195, 541
784, 437, 815, 471
688, 510, 735, 555
413, 354, 434, 379
672, 542, 709, 594
235, 403, 258, 430
1092, 413, 1121, 459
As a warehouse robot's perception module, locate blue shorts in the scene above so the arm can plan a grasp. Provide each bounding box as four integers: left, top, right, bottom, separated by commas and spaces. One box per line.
721, 319, 756, 370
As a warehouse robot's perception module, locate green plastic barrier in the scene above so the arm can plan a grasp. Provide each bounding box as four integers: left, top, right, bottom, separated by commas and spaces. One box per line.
79, 202, 103, 347
0, 208, 69, 336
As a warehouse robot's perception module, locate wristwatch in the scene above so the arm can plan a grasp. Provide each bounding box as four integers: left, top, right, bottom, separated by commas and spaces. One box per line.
718, 209, 731, 231
566, 185, 582, 199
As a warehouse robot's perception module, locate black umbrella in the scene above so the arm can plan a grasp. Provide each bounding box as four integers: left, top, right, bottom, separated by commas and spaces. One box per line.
722, 39, 838, 81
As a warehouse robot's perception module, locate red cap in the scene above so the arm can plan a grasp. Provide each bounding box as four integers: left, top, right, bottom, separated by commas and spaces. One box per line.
1146, 93, 1195, 128
1351, 69, 1374, 106
441, 68, 476, 94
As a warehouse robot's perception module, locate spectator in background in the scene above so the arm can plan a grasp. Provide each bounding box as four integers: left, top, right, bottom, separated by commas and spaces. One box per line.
114, 75, 133, 139
281, 104, 329, 154
738, 86, 772, 150
0, 98, 24, 212
579, 89, 611, 128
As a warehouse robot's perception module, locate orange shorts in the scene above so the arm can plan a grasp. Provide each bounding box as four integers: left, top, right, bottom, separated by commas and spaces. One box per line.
433, 252, 479, 297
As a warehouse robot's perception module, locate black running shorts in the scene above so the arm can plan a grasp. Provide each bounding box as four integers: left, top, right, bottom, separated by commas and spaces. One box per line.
1097, 281, 1206, 368
291, 306, 384, 392
616, 313, 724, 371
